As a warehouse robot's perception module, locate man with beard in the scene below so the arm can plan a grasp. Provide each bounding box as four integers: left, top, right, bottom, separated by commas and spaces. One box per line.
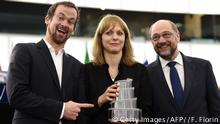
141, 20, 220, 124
6, 1, 93, 124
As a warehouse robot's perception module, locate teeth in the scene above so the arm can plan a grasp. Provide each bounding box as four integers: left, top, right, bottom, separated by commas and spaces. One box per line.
58, 29, 66, 34
160, 44, 168, 48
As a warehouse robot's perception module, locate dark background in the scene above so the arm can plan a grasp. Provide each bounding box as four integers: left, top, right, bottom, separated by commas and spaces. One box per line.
1, 1, 220, 41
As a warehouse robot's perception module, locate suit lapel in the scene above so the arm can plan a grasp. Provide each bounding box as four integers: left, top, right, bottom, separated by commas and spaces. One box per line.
61, 53, 71, 89
154, 60, 177, 108
36, 40, 61, 90
182, 54, 193, 109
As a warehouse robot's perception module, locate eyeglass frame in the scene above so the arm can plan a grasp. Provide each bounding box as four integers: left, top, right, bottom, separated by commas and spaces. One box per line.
151, 31, 174, 42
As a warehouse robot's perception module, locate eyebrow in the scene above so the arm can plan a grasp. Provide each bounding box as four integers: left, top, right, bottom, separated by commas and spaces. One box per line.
57, 12, 65, 16
57, 12, 76, 21
152, 31, 172, 35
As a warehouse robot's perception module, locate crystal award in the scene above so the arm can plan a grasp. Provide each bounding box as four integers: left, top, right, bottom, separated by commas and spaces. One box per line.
108, 78, 142, 123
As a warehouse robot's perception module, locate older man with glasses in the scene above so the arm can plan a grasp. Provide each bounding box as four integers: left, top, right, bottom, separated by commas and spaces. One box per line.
140, 19, 220, 124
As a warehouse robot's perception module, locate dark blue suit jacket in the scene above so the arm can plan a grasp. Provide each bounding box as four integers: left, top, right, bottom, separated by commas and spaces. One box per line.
6, 40, 84, 124
142, 53, 220, 124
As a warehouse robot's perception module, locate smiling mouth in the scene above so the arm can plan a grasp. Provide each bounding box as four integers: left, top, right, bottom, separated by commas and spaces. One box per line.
160, 46, 168, 50
57, 29, 66, 34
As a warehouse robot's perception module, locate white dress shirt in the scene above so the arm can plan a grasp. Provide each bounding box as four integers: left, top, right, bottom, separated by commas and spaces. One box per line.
44, 39, 65, 123
159, 52, 185, 96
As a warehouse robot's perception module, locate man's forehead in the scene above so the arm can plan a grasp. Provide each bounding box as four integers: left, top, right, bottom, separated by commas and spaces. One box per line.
151, 21, 173, 34
54, 5, 77, 18
55, 5, 76, 13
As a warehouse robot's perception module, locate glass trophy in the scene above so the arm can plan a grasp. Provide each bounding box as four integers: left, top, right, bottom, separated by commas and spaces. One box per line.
108, 78, 142, 123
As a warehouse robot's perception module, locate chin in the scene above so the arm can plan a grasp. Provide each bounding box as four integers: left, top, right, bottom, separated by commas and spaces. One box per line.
109, 50, 121, 54
158, 51, 171, 57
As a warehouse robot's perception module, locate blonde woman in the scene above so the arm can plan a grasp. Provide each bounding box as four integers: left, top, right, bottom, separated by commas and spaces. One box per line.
84, 14, 149, 124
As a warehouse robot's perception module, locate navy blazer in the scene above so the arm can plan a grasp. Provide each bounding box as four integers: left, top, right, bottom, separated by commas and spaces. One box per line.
6, 40, 84, 124
142, 53, 220, 124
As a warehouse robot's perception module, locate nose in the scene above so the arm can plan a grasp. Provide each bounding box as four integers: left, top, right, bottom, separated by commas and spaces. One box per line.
59, 19, 69, 27
157, 36, 167, 43
112, 33, 118, 40
62, 20, 69, 27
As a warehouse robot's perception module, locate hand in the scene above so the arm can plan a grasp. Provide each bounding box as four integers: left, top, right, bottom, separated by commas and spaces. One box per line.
98, 83, 119, 107
63, 101, 94, 120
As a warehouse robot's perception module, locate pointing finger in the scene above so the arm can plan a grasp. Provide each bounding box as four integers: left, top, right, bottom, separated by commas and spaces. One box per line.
77, 103, 94, 108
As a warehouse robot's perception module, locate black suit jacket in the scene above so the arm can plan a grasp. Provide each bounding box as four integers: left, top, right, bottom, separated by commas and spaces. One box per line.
84, 62, 147, 124
6, 40, 84, 124
142, 53, 220, 124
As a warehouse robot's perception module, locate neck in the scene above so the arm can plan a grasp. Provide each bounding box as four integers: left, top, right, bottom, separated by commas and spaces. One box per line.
44, 36, 64, 55
104, 52, 122, 68
170, 50, 179, 61
104, 52, 122, 81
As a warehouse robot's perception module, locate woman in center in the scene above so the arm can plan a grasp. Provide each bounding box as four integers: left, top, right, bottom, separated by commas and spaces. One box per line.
85, 14, 148, 124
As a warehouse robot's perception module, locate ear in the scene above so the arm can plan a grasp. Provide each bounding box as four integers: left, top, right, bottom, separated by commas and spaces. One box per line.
71, 25, 77, 35
44, 15, 50, 26
71, 31, 75, 36
176, 31, 181, 42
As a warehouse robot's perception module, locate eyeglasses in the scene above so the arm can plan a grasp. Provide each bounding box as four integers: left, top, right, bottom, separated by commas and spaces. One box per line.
151, 31, 173, 41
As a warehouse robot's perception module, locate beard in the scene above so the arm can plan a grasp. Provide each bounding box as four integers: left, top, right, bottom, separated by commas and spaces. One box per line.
51, 32, 67, 45
156, 46, 177, 60
48, 25, 70, 45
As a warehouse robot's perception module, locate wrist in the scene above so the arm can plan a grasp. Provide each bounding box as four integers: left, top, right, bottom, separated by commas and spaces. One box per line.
98, 95, 105, 107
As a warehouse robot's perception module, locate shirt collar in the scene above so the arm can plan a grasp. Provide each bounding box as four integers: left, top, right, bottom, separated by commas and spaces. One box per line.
159, 52, 183, 68
43, 38, 64, 54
